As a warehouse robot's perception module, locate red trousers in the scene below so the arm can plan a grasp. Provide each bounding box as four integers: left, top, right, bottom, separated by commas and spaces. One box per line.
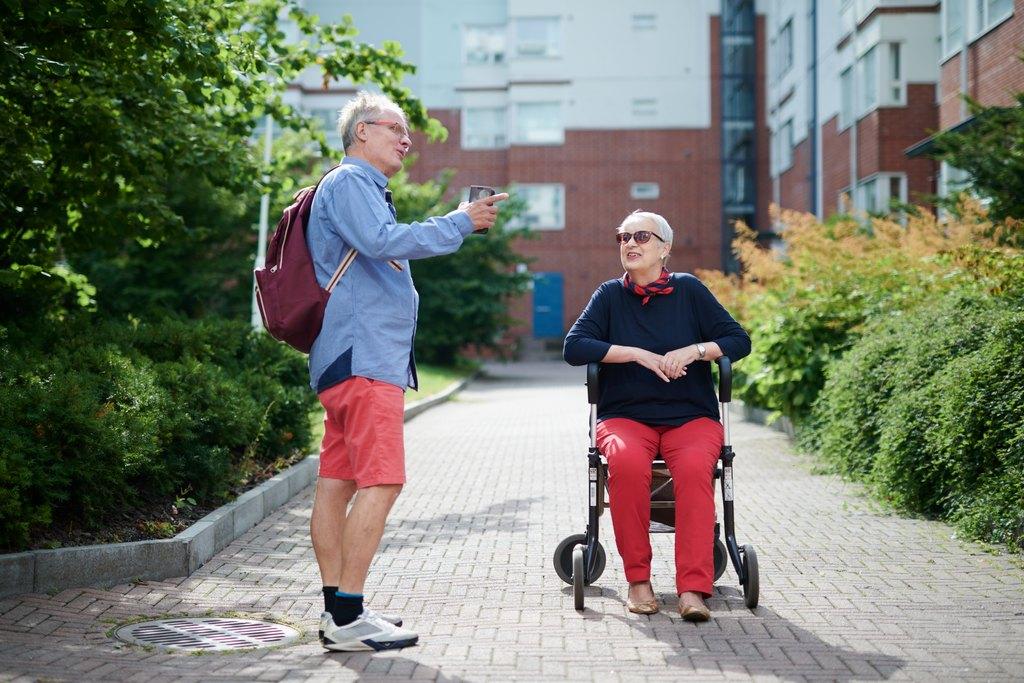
596, 417, 723, 597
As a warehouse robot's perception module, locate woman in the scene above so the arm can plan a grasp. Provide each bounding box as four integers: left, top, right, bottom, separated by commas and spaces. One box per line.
563, 210, 750, 621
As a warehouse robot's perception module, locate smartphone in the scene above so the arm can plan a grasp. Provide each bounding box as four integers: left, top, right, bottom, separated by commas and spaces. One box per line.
468, 185, 496, 202
468, 185, 496, 233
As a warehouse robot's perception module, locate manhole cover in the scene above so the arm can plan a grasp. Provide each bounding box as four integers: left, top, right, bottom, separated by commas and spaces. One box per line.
115, 617, 299, 651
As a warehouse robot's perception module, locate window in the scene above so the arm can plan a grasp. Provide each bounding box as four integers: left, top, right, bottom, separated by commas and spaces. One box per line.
630, 183, 660, 200
631, 13, 656, 31
511, 184, 565, 229
859, 45, 877, 113
724, 121, 754, 161
943, 0, 965, 55
724, 36, 755, 76
724, 163, 755, 206
839, 67, 853, 129
632, 98, 657, 117
887, 43, 904, 104
514, 17, 560, 58
860, 177, 879, 214
939, 161, 971, 198
308, 109, 341, 148
889, 176, 903, 205
721, 0, 754, 34
463, 25, 506, 65
969, 0, 1015, 38
842, 173, 906, 214
778, 119, 794, 172
462, 107, 507, 149
514, 102, 563, 144
723, 79, 754, 119
778, 19, 794, 76
986, 0, 1014, 25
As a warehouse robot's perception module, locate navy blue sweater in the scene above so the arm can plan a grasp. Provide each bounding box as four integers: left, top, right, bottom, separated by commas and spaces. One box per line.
563, 273, 751, 426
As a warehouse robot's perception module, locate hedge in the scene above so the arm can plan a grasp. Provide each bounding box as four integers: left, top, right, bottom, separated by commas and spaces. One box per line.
804, 292, 1024, 551
0, 316, 318, 551
700, 204, 1024, 552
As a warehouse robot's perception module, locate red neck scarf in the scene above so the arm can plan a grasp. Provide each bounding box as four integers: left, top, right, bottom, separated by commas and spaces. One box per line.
622, 268, 674, 305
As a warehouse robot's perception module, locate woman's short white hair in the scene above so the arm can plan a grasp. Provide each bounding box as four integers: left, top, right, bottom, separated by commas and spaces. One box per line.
337, 91, 405, 151
619, 210, 674, 247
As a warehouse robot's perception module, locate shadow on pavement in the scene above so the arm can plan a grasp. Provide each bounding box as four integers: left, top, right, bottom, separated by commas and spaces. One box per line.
379, 497, 546, 551
562, 585, 905, 681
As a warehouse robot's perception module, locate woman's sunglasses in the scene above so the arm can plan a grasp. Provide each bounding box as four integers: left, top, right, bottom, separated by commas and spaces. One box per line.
615, 230, 665, 245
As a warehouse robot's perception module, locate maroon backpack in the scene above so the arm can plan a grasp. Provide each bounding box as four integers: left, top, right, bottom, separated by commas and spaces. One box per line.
254, 166, 352, 353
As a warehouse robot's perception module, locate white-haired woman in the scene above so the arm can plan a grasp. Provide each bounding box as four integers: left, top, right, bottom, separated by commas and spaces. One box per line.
563, 210, 751, 621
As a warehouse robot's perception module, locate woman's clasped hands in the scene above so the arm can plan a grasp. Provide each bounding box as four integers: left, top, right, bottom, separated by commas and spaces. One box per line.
633, 346, 702, 382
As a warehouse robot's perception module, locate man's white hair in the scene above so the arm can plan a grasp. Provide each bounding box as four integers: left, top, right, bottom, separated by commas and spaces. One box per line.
337, 91, 405, 152
620, 210, 674, 247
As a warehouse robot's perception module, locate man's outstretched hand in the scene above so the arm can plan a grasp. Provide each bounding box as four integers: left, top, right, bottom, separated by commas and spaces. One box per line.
460, 192, 510, 233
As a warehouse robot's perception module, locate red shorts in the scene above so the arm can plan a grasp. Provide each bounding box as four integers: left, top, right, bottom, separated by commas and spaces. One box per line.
317, 377, 406, 487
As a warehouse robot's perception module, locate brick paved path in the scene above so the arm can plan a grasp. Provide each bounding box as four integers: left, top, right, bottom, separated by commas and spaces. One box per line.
1, 361, 1023, 682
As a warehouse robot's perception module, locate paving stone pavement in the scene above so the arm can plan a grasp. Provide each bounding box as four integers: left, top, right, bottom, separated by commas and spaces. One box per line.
1, 361, 1023, 682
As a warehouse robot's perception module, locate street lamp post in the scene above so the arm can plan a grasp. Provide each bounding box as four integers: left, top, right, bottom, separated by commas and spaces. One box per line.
251, 114, 274, 331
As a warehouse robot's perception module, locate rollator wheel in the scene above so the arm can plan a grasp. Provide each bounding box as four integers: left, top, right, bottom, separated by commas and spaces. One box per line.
572, 545, 585, 611
713, 538, 728, 582
553, 534, 606, 585
741, 544, 759, 609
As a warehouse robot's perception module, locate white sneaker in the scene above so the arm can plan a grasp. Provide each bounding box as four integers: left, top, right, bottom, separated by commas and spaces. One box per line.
318, 609, 403, 642
320, 611, 418, 652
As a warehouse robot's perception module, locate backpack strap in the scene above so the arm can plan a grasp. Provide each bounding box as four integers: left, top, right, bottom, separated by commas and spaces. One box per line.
326, 248, 358, 292
325, 249, 404, 293
313, 164, 405, 293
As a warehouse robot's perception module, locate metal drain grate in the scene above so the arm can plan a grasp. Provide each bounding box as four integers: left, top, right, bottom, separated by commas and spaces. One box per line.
115, 617, 299, 651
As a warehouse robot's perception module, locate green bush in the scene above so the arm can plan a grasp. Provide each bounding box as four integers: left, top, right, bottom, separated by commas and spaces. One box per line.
807, 293, 1024, 550
805, 294, 1001, 476
0, 316, 317, 551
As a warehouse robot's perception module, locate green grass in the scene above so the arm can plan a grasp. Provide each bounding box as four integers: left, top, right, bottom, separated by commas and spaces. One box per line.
306, 364, 474, 448
408, 363, 471, 403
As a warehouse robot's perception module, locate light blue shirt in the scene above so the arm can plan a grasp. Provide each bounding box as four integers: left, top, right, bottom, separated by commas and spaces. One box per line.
305, 157, 475, 393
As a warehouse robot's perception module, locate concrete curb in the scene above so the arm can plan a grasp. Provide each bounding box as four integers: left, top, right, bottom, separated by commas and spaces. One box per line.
0, 373, 476, 598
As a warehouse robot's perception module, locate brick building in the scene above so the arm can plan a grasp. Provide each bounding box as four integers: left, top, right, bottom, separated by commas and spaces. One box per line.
927, 0, 1024, 194
275, 1, 1023, 345
767, 0, 1022, 219
283, 0, 770, 345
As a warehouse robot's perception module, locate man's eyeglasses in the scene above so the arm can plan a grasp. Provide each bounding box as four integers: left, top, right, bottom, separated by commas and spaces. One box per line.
364, 120, 411, 140
615, 230, 665, 245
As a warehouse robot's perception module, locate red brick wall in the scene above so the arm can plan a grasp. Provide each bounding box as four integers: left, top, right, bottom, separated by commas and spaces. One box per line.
408, 113, 722, 339
875, 84, 939, 205
939, 3, 1024, 129
779, 136, 812, 212
820, 115, 850, 216
818, 82, 938, 215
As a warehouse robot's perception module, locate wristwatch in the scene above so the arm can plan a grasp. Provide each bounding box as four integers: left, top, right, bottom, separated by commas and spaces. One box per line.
695, 343, 707, 360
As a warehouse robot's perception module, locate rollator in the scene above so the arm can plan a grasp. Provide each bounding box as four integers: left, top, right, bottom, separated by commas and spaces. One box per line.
553, 357, 760, 611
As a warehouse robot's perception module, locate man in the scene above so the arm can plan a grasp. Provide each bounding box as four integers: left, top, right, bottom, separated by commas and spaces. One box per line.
305, 91, 507, 652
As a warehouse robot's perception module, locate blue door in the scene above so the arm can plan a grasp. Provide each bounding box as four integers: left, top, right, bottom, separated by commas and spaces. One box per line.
532, 272, 564, 338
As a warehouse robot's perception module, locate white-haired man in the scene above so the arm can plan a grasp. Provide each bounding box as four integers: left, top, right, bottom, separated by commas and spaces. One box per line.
306, 91, 508, 651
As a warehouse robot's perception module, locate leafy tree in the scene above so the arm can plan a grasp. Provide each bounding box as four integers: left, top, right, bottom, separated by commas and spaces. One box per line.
0, 0, 444, 318
389, 168, 533, 365
929, 60, 1024, 223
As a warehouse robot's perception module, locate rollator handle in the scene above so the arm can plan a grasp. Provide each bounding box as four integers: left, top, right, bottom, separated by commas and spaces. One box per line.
717, 356, 732, 403
587, 362, 600, 405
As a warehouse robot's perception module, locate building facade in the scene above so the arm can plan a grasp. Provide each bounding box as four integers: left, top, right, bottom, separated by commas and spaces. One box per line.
283, 0, 770, 343
767, 0, 1022, 220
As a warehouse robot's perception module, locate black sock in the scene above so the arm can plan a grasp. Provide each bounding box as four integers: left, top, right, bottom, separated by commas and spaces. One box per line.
322, 586, 337, 613
331, 591, 364, 626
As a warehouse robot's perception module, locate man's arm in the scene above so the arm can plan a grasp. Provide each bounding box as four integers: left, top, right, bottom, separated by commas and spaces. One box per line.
323, 172, 474, 261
